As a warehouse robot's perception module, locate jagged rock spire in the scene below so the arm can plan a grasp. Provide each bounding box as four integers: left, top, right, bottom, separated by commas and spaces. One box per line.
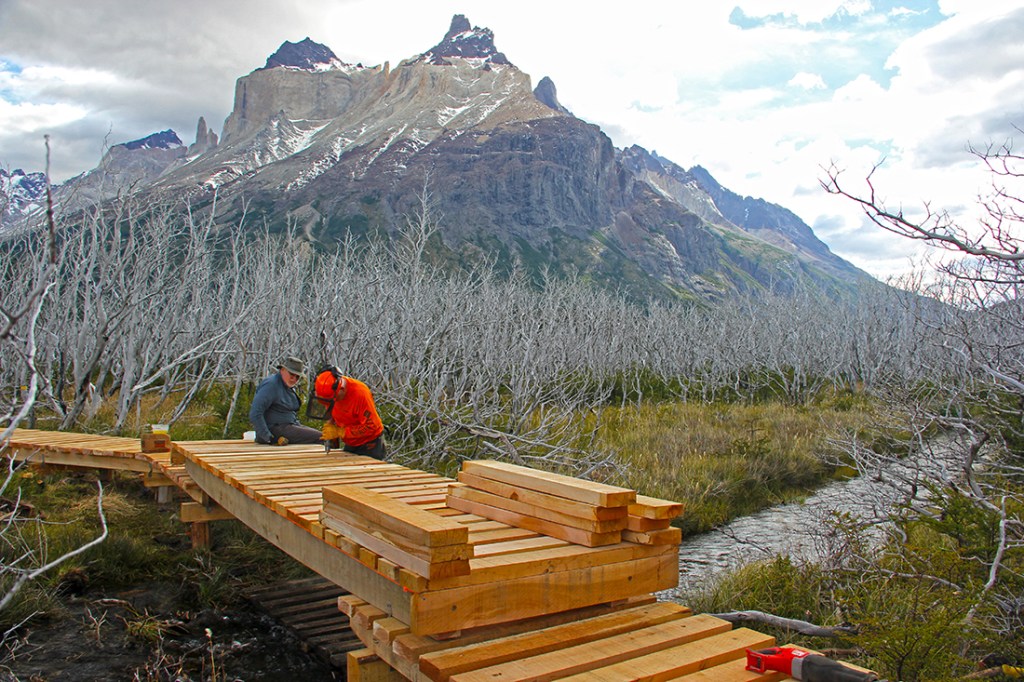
189, 116, 218, 156
534, 76, 571, 115
418, 14, 512, 66
263, 37, 346, 71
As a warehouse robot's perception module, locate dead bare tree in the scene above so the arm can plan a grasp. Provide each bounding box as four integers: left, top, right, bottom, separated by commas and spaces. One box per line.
822, 141, 1024, 646
0, 139, 108, 636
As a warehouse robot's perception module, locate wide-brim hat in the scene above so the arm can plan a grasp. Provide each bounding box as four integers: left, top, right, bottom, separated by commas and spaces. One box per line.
278, 356, 306, 377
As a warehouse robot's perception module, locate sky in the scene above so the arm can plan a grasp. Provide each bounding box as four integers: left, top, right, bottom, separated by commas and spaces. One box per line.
2, 0, 1023, 282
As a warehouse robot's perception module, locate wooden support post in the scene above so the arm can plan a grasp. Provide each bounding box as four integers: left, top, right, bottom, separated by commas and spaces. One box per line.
156, 486, 173, 504
190, 521, 211, 549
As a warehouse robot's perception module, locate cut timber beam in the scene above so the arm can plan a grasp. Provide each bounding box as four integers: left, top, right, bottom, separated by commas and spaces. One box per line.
179, 501, 235, 523
460, 460, 636, 508
410, 551, 678, 636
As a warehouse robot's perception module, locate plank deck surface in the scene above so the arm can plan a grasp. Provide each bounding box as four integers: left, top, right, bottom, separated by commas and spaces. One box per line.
3, 428, 800, 681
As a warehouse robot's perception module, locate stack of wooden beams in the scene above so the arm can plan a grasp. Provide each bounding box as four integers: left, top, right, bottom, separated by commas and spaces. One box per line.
340, 594, 787, 682
447, 460, 683, 548
321, 484, 473, 580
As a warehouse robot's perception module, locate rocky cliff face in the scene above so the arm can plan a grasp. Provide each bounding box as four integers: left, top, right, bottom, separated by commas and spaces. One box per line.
41, 14, 876, 301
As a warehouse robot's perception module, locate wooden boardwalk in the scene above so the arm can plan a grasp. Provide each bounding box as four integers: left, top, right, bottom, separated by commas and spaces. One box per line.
4, 428, 797, 681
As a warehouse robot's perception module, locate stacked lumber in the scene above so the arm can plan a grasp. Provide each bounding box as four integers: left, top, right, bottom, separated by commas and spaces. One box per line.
341, 594, 784, 682
321, 484, 472, 580
625, 494, 685, 545
447, 460, 683, 547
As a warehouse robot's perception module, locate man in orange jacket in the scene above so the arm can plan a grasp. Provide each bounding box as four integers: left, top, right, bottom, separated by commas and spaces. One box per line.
313, 367, 386, 460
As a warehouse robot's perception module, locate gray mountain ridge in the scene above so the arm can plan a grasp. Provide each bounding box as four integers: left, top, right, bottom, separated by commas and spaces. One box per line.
19, 14, 877, 301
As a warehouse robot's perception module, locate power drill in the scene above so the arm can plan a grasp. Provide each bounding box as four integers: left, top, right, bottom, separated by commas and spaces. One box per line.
746, 647, 883, 682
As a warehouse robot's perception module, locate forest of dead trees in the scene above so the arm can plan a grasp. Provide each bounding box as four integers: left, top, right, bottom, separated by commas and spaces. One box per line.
1, 142, 1022, 679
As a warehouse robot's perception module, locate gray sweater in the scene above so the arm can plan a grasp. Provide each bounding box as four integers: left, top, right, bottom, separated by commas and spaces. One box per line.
249, 373, 301, 443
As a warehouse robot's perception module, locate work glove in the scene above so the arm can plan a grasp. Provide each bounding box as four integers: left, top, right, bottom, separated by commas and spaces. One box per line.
274, 436, 289, 446
321, 421, 341, 442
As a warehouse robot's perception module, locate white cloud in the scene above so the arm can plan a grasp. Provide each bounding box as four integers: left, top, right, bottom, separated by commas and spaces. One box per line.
788, 72, 827, 89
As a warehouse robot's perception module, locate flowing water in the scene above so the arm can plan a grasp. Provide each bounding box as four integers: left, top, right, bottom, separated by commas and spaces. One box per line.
663, 448, 939, 598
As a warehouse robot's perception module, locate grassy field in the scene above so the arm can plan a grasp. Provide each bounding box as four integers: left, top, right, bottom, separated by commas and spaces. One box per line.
597, 397, 886, 534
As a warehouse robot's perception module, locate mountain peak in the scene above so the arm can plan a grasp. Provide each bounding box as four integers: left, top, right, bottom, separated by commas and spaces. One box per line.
534, 76, 571, 115
120, 130, 183, 151
418, 14, 512, 67
263, 37, 347, 71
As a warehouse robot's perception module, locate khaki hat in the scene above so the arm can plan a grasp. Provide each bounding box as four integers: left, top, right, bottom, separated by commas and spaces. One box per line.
278, 356, 306, 376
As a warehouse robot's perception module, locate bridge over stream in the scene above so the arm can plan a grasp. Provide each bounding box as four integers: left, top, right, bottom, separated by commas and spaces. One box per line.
6, 428, 803, 681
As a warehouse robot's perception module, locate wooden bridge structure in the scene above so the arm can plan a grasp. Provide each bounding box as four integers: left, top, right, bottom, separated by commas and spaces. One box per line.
5, 428, 801, 681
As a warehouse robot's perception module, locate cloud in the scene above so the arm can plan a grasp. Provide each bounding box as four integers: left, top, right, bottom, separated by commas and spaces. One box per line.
788, 72, 827, 89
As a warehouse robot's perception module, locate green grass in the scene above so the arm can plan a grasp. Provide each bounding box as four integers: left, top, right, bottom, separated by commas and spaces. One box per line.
596, 400, 884, 533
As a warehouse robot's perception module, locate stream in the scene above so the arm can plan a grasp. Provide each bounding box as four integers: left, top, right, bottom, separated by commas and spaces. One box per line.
663, 447, 938, 597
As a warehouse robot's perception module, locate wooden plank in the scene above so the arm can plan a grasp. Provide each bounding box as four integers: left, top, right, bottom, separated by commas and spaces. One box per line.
426, 543, 676, 591
630, 494, 684, 520
322, 502, 473, 562
448, 485, 626, 533
320, 514, 471, 580
373, 617, 411, 647
461, 460, 636, 507
179, 501, 235, 522
556, 628, 775, 681
348, 648, 407, 682
446, 495, 621, 547
622, 527, 683, 546
184, 458, 412, 624
393, 596, 660, 662
323, 485, 469, 547
141, 473, 176, 487
410, 551, 678, 636
471, 536, 569, 558
669, 657, 790, 681
626, 515, 672, 532
9, 447, 157, 473
419, 602, 691, 681
446, 614, 733, 682
457, 472, 627, 521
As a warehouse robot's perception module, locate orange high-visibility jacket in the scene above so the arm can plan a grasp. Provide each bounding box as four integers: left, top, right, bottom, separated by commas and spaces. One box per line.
329, 377, 383, 447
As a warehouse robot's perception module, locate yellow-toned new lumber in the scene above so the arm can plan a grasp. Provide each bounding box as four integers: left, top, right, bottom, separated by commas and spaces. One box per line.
410, 551, 678, 636
456, 471, 627, 521
426, 542, 677, 591
555, 628, 775, 682
179, 501, 234, 522
448, 485, 626, 533
461, 460, 636, 507
322, 501, 473, 562
9, 447, 156, 473
630, 494, 684, 520
393, 596, 660, 663
419, 601, 691, 681
670, 657, 790, 681
626, 515, 673, 532
373, 616, 411, 646
348, 648, 407, 682
471, 536, 569, 558
447, 614, 734, 682
323, 485, 469, 547
622, 527, 683, 546
446, 494, 621, 547
320, 513, 470, 580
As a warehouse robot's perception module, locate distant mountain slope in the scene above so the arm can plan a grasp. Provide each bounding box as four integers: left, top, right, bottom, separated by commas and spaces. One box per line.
22, 14, 878, 301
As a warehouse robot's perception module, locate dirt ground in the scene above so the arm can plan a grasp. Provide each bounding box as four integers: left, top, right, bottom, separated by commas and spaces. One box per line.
0, 581, 341, 682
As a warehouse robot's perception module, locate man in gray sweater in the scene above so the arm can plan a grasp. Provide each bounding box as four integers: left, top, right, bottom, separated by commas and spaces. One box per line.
248, 356, 323, 445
